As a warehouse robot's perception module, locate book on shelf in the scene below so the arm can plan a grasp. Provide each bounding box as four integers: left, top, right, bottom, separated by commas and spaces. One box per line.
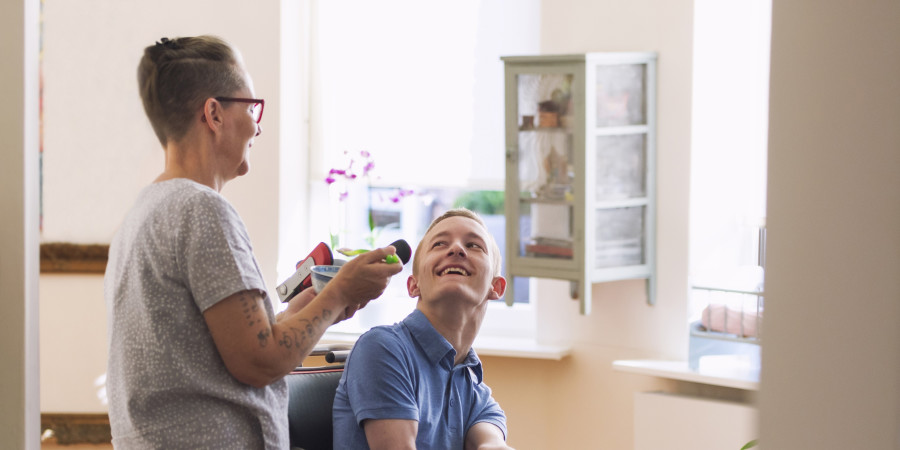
532, 237, 572, 247
525, 237, 574, 258
525, 244, 573, 258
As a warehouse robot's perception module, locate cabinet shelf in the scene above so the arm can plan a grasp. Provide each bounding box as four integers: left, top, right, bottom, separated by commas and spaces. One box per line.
517, 127, 573, 134
518, 197, 574, 206
503, 52, 657, 314
592, 125, 651, 136
593, 198, 649, 208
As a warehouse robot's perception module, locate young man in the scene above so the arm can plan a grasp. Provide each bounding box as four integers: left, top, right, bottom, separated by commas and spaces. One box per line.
332, 208, 514, 450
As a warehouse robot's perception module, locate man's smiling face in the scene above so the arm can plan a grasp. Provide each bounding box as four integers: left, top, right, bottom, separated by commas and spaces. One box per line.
407, 216, 504, 305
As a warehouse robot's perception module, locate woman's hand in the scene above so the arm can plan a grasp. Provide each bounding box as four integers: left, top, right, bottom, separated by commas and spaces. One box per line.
321, 245, 404, 314
278, 287, 317, 322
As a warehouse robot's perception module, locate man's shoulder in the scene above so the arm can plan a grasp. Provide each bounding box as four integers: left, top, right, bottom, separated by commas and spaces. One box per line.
356, 322, 411, 350
352, 319, 434, 369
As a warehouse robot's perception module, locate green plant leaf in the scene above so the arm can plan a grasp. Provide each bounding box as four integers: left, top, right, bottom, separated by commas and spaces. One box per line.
330, 232, 339, 250
453, 190, 504, 215
740, 439, 758, 450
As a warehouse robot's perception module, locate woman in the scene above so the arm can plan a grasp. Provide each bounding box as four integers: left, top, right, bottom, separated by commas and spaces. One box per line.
104, 35, 402, 449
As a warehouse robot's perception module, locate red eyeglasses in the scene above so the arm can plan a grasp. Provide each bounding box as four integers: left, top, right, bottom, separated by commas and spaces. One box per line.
215, 97, 265, 124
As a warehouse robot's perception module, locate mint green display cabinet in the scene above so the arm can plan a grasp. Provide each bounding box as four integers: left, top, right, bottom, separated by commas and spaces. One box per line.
502, 53, 657, 314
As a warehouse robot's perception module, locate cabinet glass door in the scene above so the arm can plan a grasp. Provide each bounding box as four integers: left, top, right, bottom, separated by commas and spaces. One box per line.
592, 62, 649, 270
515, 72, 575, 261
595, 64, 647, 127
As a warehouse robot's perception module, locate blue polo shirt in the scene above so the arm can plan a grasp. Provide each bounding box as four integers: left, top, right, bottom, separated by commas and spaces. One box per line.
332, 309, 507, 449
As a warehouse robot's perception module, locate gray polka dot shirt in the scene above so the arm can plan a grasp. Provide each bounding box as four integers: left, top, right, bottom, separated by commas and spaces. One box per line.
104, 179, 288, 449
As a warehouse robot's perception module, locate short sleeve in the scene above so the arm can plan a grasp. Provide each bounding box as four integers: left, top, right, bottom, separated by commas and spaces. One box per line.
178, 190, 267, 312
345, 328, 420, 424
466, 377, 508, 440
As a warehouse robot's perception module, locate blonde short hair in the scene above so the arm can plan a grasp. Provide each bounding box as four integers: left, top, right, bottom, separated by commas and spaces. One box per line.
412, 208, 503, 277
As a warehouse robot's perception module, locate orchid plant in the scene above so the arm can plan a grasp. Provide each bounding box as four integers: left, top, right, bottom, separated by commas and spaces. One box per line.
324, 150, 414, 251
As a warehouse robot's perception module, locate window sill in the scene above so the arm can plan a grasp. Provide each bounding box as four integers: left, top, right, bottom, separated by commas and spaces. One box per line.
321, 331, 571, 360
612, 358, 759, 391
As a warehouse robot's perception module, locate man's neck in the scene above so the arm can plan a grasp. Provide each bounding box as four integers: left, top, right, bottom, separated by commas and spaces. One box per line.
418, 300, 488, 366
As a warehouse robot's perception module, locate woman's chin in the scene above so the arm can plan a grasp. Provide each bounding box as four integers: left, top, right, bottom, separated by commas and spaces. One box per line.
236, 161, 250, 177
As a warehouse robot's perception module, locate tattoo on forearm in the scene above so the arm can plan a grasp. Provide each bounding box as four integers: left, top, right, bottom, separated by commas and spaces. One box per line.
257, 329, 271, 347
238, 292, 273, 348
276, 308, 334, 351
277, 325, 306, 350
239, 292, 259, 326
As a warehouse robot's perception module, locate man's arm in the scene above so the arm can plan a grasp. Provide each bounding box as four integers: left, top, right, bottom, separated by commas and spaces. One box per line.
334, 326, 422, 449
363, 419, 418, 450
203, 247, 401, 387
465, 422, 514, 450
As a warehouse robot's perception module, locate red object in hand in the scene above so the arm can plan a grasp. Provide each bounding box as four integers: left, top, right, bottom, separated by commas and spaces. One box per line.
276, 242, 333, 302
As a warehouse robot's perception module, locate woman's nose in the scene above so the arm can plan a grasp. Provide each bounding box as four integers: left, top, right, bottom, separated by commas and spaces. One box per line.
255, 123, 262, 137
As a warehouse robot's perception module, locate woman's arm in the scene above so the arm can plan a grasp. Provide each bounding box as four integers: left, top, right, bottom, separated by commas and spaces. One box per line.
204, 246, 401, 387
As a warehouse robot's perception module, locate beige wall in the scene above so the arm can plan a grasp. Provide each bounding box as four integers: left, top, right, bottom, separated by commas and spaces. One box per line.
39, 0, 286, 412
41, 0, 283, 277
39, 276, 108, 413
760, 1, 900, 448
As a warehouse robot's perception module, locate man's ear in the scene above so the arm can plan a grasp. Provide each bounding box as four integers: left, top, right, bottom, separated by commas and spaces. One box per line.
487, 276, 507, 300
406, 274, 421, 298
200, 98, 224, 131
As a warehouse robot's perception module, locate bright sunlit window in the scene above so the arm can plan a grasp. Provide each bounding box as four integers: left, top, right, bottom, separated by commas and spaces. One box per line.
690, 0, 770, 273
305, 0, 541, 336
688, 0, 771, 369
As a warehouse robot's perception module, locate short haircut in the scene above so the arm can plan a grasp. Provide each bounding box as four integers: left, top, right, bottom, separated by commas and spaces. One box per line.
137, 35, 246, 147
412, 208, 503, 277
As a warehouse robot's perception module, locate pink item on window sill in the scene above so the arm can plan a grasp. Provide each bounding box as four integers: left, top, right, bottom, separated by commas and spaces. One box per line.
700, 304, 762, 338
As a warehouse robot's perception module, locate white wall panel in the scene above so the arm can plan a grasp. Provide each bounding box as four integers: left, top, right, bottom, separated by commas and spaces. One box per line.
635, 392, 757, 450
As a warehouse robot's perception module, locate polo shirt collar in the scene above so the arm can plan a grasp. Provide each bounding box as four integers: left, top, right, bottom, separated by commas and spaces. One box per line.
403, 310, 485, 383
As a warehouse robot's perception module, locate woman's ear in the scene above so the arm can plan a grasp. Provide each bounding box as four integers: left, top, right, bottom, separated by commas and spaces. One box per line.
200, 98, 224, 131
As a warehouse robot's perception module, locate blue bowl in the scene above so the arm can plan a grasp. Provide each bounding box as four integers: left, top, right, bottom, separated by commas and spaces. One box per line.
311, 264, 342, 292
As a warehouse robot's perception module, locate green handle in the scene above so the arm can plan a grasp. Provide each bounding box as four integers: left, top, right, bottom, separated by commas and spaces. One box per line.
336, 248, 368, 256
337, 247, 400, 264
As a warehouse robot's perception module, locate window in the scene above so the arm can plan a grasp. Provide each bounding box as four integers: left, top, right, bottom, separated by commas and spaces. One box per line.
688, 0, 771, 369
302, 0, 541, 337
